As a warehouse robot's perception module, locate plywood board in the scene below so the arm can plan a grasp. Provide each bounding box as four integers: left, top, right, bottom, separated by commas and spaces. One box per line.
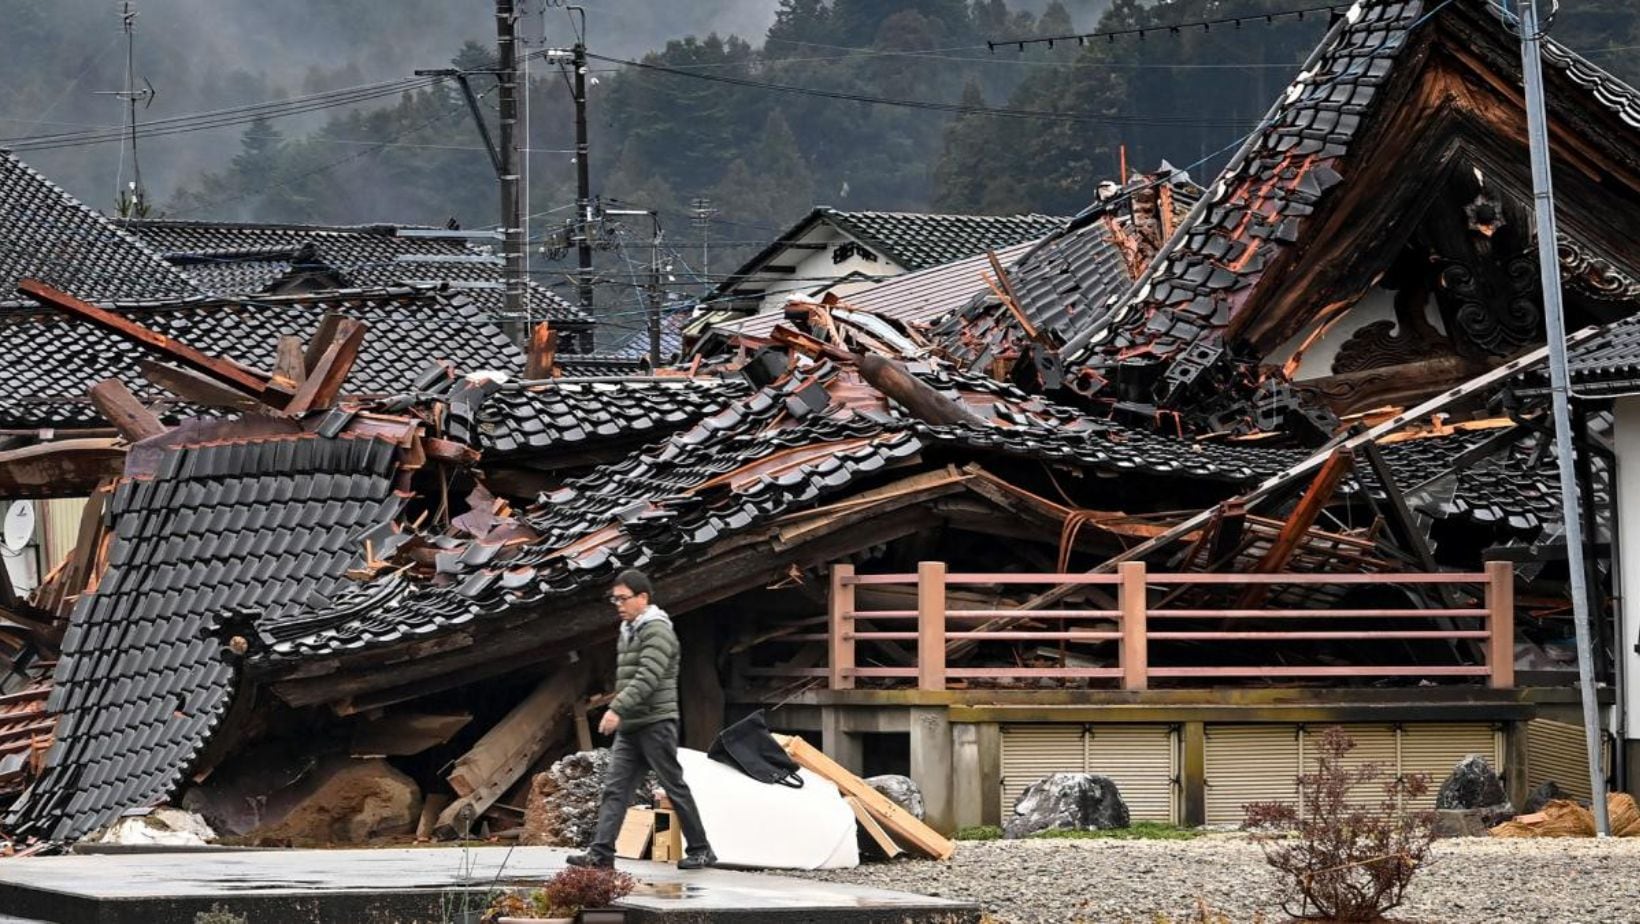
775, 734, 953, 860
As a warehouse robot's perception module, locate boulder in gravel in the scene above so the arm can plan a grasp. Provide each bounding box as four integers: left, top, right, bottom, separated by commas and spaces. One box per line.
1434, 808, 1515, 837
865, 775, 925, 820
1523, 780, 1565, 814
93, 807, 217, 846
1004, 773, 1128, 838
1436, 754, 1508, 810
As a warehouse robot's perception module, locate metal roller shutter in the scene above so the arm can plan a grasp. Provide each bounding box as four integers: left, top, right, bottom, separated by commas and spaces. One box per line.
1399, 723, 1502, 812
1000, 725, 1083, 813
1205, 725, 1299, 825
1302, 724, 1398, 813
1087, 725, 1178, 823
1527, 719, 1606, 802
41, 497, 87, 574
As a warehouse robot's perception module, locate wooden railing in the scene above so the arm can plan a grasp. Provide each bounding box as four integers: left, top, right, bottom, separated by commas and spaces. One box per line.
804, 561, 1514, 692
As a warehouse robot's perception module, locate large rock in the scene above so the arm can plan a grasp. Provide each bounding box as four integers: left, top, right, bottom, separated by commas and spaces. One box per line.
93, 807, 216, 846
1436, 754, 1508, 810
521, 749, 655, 847
865, 775, 924, 821
188, 755, 420, 847
1004, 773, 1129, 838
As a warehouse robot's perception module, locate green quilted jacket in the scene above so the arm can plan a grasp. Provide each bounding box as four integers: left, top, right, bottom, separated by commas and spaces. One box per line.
609, 606, 680, 728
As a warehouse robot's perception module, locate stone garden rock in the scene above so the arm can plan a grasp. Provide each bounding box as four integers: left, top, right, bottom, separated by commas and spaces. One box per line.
521, 749, 656, 847
865, 775, 925, 820
1004, 773, 1129, 838
1437, 754, 1508, 810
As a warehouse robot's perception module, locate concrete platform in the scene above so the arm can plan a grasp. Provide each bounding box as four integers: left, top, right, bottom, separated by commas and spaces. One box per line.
0, 845, 979, 924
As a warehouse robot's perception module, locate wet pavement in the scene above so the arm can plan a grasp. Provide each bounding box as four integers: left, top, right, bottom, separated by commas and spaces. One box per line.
0, 845, 979, 923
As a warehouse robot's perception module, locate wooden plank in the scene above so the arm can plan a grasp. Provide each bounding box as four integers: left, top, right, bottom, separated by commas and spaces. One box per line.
1488, 560, 1515, 689
19, 279, 272, 396
284, 318, 366, 415
303, 312, 345, 375
435, 662, 585, 837
140, 360, 268, 414
274, 335, 309, 388
917, 561, 946, 692
1120, 561, 1148, 692
846, 795, 905, 859
525, 322, 559, 379
774, 733, 954, 860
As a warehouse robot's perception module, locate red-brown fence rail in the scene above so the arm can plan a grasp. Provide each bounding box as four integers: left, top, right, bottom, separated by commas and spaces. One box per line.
759, 561, 1513, 691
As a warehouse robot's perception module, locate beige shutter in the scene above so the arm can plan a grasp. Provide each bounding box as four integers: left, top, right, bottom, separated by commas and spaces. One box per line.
40, 497, 88, 574
1000, 724, 1084, 813
1204, 725, 1299, 824
1399, 723, 1502, 811
1086, 725, 1178, 823
1526, 718, 1606, 802
1300, 724, 1399, 812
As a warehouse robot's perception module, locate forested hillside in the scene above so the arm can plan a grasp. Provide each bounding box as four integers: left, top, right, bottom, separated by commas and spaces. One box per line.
5, 0, 1636, 333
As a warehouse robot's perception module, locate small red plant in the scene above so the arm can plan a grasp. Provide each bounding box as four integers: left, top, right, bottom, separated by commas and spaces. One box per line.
1242, 726, 1436, 922
541, 865, 637, 916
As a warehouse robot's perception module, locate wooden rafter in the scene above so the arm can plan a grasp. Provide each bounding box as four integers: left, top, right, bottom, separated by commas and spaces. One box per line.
87, 379, 166, 443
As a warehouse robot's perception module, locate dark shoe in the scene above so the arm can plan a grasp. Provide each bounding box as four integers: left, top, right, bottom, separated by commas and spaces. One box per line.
677, 849, 717, 870
567, 852, 614, 869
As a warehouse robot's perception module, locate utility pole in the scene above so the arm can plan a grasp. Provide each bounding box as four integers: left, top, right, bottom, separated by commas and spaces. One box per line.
647, 212, 664, 366
570, 8, 595, 315
1519, 0, 1610, 836
102, 1, 154, 218
691, 196, 717, 295
495, 0, 527, 345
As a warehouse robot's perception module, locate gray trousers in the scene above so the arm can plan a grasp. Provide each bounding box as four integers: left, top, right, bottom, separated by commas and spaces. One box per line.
588, 718, 711, 860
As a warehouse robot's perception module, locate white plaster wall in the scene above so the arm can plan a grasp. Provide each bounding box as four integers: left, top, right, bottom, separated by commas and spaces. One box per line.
1266, 288, 1450, 381
1614, 396, 1640, 741
753, 228, 904, 313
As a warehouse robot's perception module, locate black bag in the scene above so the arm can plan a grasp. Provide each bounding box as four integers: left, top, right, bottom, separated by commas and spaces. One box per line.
708, 709, 805, 788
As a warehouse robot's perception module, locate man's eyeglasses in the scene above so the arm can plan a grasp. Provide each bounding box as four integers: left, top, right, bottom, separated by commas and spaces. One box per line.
609, 593, 636, 604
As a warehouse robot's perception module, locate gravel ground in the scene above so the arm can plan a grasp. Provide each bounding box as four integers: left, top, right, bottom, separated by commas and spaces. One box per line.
784, 835, 1640, 923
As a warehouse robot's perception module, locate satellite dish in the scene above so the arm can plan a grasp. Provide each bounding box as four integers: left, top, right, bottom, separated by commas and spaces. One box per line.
3, 501, 36, 551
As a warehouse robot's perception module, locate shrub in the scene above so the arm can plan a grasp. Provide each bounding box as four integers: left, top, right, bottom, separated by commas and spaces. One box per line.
541, 865, 637, 916
1242, 726, 1435, 922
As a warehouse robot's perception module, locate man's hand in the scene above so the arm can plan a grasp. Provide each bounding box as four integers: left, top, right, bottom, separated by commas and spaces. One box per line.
599, 710, 622, 736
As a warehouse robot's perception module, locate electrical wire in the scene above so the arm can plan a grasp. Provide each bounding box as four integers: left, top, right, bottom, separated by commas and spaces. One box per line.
989, 2, 1346, 51
584, 52, 1251, 128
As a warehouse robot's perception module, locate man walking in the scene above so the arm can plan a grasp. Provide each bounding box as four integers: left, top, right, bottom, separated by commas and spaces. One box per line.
569, 570, 716, 869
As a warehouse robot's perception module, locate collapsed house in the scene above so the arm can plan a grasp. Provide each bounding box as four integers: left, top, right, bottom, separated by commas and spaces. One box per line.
2, 0, 1640, 849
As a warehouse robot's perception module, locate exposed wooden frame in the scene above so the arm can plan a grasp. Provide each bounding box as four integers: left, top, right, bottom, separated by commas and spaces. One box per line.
87, 379, 166, 443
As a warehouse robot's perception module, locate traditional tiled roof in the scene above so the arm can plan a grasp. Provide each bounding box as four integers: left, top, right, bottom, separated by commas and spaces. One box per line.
0, 153, 199, 304
252, 362, 1555, 662
456, 377, 754, 457
0, 287, 523, 428
934, 179, 1202, 372
554, 354, 649, 378
1540, 312, 1640, 397
1064, 0, 1640, 406
822, 210, 1068, 272
121, 219, 591, 326
717, 240, 1040, 340
6, 429, 408, 842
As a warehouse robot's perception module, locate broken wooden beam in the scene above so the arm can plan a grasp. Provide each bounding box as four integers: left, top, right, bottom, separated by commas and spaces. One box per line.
19, 279, 275, 398
435, 661, 586, 838
283, 318, 367, 416
1235, 447, 1354, 609
0, 439, 123, 498
273, 335, 309, 389
525, 322, 559, 379
87, 378, 167, 443
857, 353, 985, 428
303, 312, 345, 376
139, 360, 269, 415
774, 733, 954, 860
350, 711, 473, 757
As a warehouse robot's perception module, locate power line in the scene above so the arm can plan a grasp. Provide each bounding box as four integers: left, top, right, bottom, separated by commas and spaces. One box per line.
988, 2, 1344, 51
584, 52, 1251, 128
1, 77, 441, 153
